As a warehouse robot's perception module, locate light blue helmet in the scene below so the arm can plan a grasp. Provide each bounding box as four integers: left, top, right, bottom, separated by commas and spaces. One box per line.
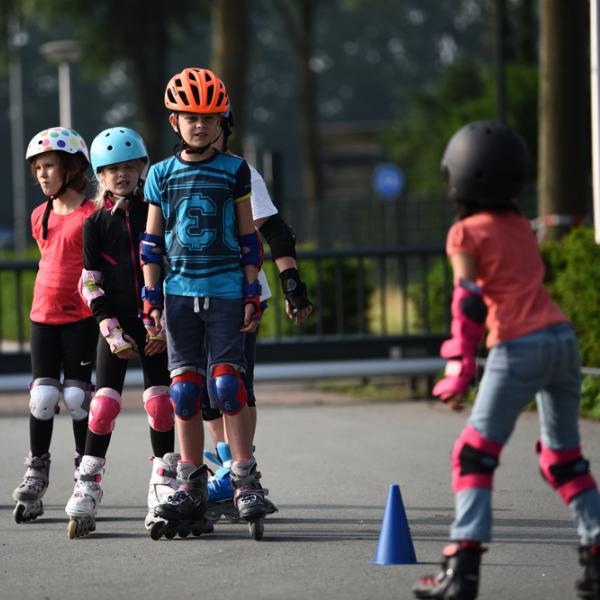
90, 127, 149, 177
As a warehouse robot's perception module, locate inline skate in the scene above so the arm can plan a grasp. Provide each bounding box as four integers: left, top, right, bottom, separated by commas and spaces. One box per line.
413, 541, 486, 599
65, 455, 104, 539
577, 544, 600, 599
12, 453, 51, 523
144, 452, 180, 531
231, 458, 271, 541
205, 442, 278, 525
150, 462, 213, 540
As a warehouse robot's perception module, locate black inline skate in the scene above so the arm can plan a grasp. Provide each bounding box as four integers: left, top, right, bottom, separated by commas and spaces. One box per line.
577, 544, 600, 599
150, 462, 213, 540
231, 458, 271, 541
413, 541, 486, 600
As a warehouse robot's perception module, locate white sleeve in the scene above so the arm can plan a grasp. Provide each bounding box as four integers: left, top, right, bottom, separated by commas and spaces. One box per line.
249, 164, 278, 221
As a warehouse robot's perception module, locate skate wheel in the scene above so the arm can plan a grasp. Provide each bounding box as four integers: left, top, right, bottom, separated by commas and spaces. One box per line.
249, 519, 264, 541
67, 519, 78, 540
14, 504, 25, 524
165, 529, 176, 539
178, 528, 190, 538
150, 521, 164, 540
191, 528, 202, 537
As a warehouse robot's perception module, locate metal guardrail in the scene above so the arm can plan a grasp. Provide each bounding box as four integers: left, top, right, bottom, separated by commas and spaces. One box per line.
0, 246, 450, 373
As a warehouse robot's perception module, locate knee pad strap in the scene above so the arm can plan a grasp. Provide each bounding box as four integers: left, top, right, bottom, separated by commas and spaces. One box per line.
452, 424, 503, 492
209, 364, 247, 416
170, 372, 203, 420
537, 441, 597, 504
89, 388, 122, 435
29, 378, 61, 421
143, 385, 174, 432
63, 379, 92, 421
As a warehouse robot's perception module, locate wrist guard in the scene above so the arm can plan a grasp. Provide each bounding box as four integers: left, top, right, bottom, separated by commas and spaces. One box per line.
280, 268, 312, 313
243, 280, 263, 322
99, 318, 134, 355
433, 279, 486, 401
141, 286, 163, 327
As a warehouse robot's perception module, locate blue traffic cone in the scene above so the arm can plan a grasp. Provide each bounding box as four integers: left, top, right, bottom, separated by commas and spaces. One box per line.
371, 483, 417, 565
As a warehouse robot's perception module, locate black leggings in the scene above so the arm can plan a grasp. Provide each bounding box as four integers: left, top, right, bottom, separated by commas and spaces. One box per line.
85, 316, 173, 459
29, 318, 98, 456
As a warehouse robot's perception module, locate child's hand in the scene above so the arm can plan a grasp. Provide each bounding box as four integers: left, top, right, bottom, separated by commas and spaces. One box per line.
144, 336, 166, 356
241, 304, 259, 333
446, 395, 466, 412
117, 333, 139, 360
285, 300, 313, 325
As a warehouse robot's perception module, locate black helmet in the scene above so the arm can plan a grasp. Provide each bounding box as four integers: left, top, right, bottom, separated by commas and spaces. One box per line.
441, 121, 529, 206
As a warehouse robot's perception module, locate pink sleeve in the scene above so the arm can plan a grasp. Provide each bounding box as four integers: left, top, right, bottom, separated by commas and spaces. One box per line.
31, 210, 40, 242
446, 221, 477, 257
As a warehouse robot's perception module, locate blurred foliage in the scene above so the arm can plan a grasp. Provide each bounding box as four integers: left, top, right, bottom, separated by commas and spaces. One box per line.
259, 253, 374, 337
540, 227, 600, 368
384, 60, 538, 196
407, 256, 449, 333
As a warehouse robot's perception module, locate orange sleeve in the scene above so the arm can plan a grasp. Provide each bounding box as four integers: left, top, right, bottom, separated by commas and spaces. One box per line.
446, 221, 477, 257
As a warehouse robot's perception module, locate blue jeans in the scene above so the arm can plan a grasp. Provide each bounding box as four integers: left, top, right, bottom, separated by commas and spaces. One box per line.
451, 322, 600, 544
164, 295, 247, 376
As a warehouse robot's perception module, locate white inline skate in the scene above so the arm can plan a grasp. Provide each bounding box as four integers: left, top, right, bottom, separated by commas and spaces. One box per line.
144, 452, 180, 531
12, 453, 51, 523
65, 455, 104, 539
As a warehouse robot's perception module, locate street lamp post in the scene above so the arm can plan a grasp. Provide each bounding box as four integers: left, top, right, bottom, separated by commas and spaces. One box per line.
39, 40, 83, 129
8, 15, 28, 253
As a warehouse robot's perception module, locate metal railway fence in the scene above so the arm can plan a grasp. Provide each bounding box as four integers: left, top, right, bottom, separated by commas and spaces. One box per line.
0, 246, 450, 377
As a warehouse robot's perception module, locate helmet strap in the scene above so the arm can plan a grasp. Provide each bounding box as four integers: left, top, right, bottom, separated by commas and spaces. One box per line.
173, 114, 223, 157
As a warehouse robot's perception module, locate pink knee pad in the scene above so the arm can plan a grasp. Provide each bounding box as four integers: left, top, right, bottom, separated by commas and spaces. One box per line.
143, 385, 174, 432
536, 441, 597, 504
88, 388, 122, 435
452, 424, 503, 493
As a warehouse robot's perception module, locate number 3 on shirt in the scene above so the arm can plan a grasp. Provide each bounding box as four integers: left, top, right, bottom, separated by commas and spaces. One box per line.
176, 194, 237, 251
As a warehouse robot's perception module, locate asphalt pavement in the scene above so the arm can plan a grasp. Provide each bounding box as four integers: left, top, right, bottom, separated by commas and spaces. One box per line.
1, 386, 599, 600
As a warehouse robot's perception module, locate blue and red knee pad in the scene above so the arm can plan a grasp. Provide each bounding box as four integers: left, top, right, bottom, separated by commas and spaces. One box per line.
209, 364, 248, 416
170, 371, 204, 420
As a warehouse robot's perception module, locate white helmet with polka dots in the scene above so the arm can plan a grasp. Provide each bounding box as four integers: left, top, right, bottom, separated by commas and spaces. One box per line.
25, 127, 90, 165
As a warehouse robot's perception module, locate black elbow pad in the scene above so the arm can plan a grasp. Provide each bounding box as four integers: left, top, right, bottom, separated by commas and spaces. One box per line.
259, 213, 297, 260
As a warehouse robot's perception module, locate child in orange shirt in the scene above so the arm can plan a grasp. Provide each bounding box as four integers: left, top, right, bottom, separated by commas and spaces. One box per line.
12, 128, 98, 524
413, 122, 600, 600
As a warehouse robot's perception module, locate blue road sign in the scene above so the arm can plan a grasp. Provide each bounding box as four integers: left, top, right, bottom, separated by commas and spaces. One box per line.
372, 163, 405, 200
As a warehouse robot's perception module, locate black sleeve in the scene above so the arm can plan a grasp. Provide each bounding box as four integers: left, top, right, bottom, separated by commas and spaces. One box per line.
258, 213, 297, 260
83, 216, 117, 323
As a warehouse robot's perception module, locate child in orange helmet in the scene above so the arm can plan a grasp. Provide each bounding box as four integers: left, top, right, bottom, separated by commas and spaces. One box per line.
141, 67, 271, 540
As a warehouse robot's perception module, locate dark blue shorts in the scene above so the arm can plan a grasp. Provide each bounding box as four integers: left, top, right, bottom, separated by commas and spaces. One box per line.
164, 294, 247, 376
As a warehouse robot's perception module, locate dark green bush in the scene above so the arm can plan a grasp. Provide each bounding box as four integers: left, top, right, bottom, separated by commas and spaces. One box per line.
259, 256, 375, 337
540, 227, 600, 367
407, 256, 449, 333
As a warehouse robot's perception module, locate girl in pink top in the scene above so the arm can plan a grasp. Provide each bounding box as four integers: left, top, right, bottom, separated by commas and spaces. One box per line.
12, 128, 98, 525
413, 122, 600, 600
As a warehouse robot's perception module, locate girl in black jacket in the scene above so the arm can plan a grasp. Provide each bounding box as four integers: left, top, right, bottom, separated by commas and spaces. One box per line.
65, 128, 177, 538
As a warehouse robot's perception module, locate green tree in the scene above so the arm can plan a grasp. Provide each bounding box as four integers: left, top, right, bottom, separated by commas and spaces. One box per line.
385, 59, 538, 197
23, 0, 206, 159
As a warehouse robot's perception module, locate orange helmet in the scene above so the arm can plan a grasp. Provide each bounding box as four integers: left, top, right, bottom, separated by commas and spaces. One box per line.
164, 68, 230, 114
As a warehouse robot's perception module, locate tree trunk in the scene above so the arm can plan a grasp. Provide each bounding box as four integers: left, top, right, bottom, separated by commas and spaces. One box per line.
210, 0, 249, 156
120, 4, 168, 162
537, 0, 589, 241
